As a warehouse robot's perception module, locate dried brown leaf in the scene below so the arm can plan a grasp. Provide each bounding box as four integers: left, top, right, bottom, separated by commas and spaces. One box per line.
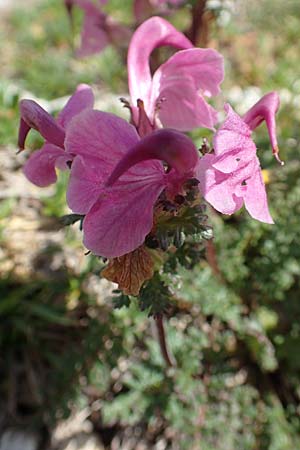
102, 246, 154, 296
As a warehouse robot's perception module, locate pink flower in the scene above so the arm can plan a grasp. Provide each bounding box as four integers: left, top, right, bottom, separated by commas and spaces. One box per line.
64, 109, 199, 258
66, 0, 130, 57
18, 84, 94, 187
196, 92, 282, 224
127, 16, 224, 133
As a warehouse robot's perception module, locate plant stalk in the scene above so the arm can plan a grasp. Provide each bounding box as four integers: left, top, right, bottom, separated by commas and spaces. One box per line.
154, 314, 176, 368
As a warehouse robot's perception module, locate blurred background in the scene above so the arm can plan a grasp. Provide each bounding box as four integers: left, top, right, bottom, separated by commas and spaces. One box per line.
0, 0, 300, 449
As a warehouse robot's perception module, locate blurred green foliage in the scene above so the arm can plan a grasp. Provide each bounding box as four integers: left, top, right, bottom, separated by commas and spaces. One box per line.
1, 0, 300, 448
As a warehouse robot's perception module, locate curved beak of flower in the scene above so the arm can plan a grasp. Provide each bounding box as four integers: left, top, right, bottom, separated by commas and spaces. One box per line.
243, 92, 284, 165
18, 100, 65, 150
106, 129, 199, 187
127, 16, 193, 115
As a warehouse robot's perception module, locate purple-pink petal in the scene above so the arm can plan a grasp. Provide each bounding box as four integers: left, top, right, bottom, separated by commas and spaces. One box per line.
212, 105, 256, 172
153, 48, 224, 99
196, 154, 243, 215
83, 179, 165, 258
211, 143, 255, 173
65, 109, 164, 182
213, 104, 252, 153
243, 158, 274, 224
156, 76, 218, 131
66, 155, 105, 214
57, 84, 94, 128
23, 144, 65, 187
65, 109, 140, 173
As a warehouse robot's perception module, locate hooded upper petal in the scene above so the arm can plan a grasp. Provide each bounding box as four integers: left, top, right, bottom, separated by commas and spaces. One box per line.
19, 100, 65, 149
128, 16, 193, 114
243, 91, 282, 163
128, 18, 223, 132
106, 128, 198, 187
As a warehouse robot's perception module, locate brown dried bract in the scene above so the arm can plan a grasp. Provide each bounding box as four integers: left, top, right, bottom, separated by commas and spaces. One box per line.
102, 246, 154, 296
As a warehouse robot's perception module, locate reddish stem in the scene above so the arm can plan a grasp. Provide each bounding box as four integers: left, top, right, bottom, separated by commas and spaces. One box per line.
154, 314, 176, 368
187, 0, 209, 47
205, 239, 224, 282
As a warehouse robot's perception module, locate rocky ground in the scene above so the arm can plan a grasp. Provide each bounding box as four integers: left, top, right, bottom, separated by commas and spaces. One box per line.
0, 0, 111, 438
0, 151, 108, 450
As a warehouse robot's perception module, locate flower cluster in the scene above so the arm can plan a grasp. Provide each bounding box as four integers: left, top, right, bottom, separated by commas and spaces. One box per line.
18, 16, 281, 296
64, 0, 185, 57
